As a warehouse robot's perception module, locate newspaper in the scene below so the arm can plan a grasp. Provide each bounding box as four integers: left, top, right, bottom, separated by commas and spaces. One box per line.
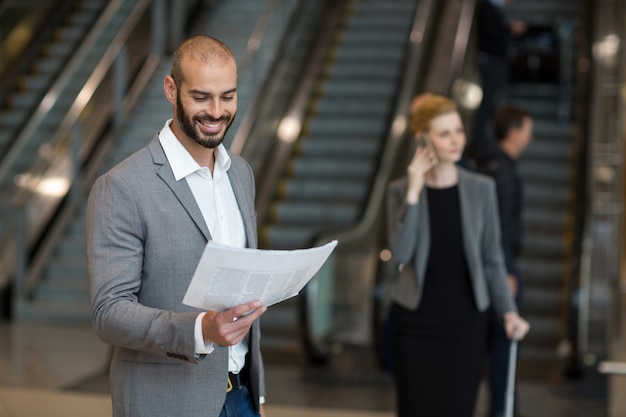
182, 240, 338, 311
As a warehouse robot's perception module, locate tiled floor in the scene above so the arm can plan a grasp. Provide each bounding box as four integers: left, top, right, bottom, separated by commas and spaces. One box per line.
0, 321, 608, 417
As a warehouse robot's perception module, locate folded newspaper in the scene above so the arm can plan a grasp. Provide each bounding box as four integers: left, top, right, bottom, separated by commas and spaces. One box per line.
182, 240, 338, 311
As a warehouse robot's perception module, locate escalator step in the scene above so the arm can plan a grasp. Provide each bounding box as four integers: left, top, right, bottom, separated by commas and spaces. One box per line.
0, 110, 26, 129
287, 157, 375, 179
519, 163, 571, 184
270, 201, 360, 226
522, 233, 566, 257
7, 91, 40, 111
260, 225, 318, 250
308, 116, 386, 137
524, 183, 569, 206
328, 61, 402, 79
522, 207, 567, 232
340, 28, 409, 45
32, 56, 65, 75
42, 41, 76, 57
320, 79, 396, 98
278, 178, 368, 202
335, 46, 405, 61
518, 259, 563, 286
296, 136, 381, 158
54, 26, 86, 42
314, 97, 392, 116
18, 72, 56, 92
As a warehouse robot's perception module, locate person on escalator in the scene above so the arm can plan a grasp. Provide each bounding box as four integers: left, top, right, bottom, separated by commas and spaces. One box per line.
386, 93, 529, 417
85, 36, 268, 417
477, 105, 534, 417
470, 0, 527, 158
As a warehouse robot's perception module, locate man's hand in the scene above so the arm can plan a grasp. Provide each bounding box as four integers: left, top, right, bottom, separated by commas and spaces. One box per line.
201, 300, 266, 346
503, 311, 530, 341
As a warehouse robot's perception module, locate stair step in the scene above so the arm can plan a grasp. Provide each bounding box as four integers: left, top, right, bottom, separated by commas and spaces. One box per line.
45, 258, 88, 280
519, 160, 571, 183
335, 46, 406, 61
522, 233, 566, 257
320, 80, 396, 98
270, 201, 360, 226
523, 315, 561, 344
260, 225, 318, 250
314, 97, 392, 115
522, 287, 562, 314
287, 157, 376, 179
524, 183, 569, 206
34, 278, 89, 301
518, 258, 563, 285
326, 61, 402, 80
54, 25, 87, 43
15, 300, 91, 323
339, 28, 409, 45
278, 178, 368, 202
522, 207, 567, 231
308, 116, 387, 137
6, 91, 40, 110
523, 139, 573, 161
0, 109, 26, 129
297, 136, 381, 157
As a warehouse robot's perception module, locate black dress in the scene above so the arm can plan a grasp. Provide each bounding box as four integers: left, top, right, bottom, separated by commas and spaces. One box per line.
393, 185, 487, 417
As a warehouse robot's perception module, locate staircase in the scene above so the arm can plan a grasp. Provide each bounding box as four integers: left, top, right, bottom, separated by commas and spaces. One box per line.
0, 0, 108, 152
14, 0, 302, 322
500, 0, 582, 379
260, 0, 419, 250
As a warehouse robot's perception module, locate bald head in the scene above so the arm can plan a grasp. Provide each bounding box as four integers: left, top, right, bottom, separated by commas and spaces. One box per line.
171, 36, 235, 88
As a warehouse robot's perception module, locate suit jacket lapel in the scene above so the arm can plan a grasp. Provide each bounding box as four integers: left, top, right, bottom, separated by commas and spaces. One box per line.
148, 137, 212, 242
226, 155, 257, 249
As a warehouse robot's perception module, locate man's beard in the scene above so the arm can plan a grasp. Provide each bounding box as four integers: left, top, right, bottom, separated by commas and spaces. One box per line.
176, 94, 235, 149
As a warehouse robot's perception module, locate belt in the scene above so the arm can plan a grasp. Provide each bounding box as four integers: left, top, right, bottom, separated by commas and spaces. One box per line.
227, 371, 247, 393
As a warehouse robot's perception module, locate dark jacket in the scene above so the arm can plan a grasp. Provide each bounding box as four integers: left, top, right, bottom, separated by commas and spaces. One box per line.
476, 0, 511, 60
476, 145, 522, 277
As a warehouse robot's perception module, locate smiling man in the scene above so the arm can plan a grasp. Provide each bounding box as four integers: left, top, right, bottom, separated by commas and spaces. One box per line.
86, 36, 267, 417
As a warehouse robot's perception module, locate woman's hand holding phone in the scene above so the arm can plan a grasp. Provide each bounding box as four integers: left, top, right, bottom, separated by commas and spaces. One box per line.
406, 140, 437, 204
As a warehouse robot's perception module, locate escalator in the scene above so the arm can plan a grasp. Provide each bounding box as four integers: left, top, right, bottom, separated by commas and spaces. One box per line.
496, 0, 585, 380
0, 0, 107, 150
259, 0, 420, 251
0, 0, 134, 195
10, 0, 306, 322
5, 0, 519, 376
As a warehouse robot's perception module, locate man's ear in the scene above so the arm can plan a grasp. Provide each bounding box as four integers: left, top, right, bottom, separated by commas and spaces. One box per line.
164, 75, 177, 104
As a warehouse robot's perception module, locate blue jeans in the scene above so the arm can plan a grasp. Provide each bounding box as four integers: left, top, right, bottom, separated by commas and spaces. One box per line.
219, 385, 260, 417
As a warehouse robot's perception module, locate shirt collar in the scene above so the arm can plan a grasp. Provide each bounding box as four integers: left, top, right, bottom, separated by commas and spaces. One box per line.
158, 119, 231, 181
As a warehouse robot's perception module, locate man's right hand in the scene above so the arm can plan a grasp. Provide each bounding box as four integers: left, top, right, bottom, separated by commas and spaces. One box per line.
201, 300, 266, 346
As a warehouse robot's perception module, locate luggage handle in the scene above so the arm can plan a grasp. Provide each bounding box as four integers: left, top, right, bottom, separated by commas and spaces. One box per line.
504, 329, 521, 417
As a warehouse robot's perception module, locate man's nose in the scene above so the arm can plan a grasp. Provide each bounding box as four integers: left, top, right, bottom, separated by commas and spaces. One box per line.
205, 99, 222, 118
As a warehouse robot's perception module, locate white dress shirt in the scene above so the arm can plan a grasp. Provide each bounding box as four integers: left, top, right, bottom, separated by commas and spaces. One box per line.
158, 119, 248, 373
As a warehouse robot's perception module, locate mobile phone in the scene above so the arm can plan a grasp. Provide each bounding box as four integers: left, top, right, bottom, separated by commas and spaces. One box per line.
419, 133, 439, 165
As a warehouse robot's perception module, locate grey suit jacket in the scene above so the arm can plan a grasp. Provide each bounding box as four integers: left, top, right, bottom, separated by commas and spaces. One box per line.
86, 136, 263, 417
386, 168, 516, 317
